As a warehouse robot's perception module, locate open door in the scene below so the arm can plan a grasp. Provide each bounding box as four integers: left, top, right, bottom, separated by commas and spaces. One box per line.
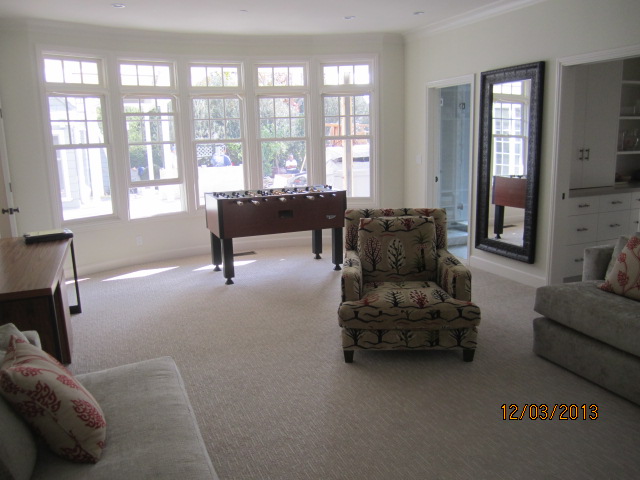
0, 100, 18, 237
427, 76, 474, 259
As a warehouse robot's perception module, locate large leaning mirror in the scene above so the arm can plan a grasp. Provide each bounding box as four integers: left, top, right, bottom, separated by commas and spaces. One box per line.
475, 61, 544, 263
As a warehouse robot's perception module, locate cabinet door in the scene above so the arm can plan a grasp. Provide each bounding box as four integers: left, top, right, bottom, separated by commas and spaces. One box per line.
630, 208, 640, 233
597, 210, 629, 241
598, 192, 631, 212
567, 195, 599, 215
566, 213, 598, 245
570, 62, 622, 189
562, 242, 595, 280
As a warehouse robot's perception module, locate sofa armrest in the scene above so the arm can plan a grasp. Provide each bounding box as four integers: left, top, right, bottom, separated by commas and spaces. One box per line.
582, 245, 615, 281
341, 250, 363, 302
436, 248, 472, 302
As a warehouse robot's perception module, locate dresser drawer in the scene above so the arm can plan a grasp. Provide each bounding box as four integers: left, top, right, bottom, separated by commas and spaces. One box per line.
567, 196, 598, 215
630, 208, 640, 233
598, 193, 631, 212
562, 242, 594, 279
631, 191, 640, 211
597, 210, 629, 241
566, 214, 598, 245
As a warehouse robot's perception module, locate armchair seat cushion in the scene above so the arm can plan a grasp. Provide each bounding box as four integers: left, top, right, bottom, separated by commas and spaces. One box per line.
338, 281, 481, 330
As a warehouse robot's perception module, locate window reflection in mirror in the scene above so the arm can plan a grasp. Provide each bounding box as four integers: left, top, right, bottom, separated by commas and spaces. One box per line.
490, 79, 530, 247
475, 61, 544, 264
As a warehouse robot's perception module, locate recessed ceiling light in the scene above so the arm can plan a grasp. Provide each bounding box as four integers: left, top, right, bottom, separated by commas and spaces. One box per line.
344, 16, 356, 20
413, 11, 425, 16
240, 9, 248, 13
111, 3, 126, 8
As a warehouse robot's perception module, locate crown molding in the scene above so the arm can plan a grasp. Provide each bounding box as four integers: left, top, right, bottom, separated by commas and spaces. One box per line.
404, 0, 549, 41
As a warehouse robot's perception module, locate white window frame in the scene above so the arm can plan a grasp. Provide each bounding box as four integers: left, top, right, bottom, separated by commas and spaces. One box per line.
38, 51, 379, 227
319, 59, 376, 203
41, 52, 117, 224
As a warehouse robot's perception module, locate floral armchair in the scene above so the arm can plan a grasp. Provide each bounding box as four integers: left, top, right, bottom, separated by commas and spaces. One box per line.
338, 208, 480, 363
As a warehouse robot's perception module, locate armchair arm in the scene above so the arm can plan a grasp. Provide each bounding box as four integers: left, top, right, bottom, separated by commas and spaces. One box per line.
436, 248, 472, 302
341, 250, 363, 302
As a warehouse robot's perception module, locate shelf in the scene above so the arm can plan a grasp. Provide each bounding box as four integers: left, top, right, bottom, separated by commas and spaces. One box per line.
620, 115, 640, 120
617, 150, 640, 155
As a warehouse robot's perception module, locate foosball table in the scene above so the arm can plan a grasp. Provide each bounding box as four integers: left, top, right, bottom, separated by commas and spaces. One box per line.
204, 185, 347, 284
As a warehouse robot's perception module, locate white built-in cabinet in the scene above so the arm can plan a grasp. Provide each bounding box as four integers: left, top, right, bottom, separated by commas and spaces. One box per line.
552, 56, 640, 284
561, 191, 640, 282
569, 62, 622, 190
616, 58, 640, 180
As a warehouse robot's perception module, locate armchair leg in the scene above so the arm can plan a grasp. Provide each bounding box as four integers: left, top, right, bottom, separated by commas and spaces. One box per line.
463, 349, 475, 362
344, 350, 354, 363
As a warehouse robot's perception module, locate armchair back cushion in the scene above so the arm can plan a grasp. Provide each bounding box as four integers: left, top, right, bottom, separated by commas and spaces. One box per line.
357, 216, 437, 283
346, 208, 447, 252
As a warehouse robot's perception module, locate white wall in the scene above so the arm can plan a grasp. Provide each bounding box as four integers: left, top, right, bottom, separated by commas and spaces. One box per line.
404, 0, 640, 286
0, 21, 405, 274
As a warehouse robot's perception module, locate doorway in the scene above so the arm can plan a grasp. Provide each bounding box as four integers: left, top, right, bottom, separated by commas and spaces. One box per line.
0, 99, 17, 237
427, 78, 473, 259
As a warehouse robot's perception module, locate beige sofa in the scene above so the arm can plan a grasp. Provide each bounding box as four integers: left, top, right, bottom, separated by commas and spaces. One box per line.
0, 329, 218, 479
533, 241, 640, 405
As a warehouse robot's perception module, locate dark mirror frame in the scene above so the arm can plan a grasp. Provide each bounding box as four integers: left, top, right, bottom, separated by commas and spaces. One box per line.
475, 61, 545, 263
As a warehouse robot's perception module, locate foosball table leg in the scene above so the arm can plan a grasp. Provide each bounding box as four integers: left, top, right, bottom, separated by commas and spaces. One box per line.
221, 238, 235, 284
210, 233, 222, 271
312, 229, 322, 259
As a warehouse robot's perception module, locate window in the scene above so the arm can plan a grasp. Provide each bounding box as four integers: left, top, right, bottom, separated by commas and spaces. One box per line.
122, 96, 182, 218
256, 64, 308, 189
191, 64, 239, 88
492, 81, 528, 177
40, 52, 377, 225
44, 56, 114, 221
322, 63, 372, 197
257, 65, 304, 87
190, 64, 245, 203
120, 63, 172, 87
44, 57, 100, 85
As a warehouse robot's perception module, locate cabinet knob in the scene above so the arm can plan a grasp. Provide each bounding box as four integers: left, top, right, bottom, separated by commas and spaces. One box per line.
578, 148, 584, 160
584, 148, 590, 160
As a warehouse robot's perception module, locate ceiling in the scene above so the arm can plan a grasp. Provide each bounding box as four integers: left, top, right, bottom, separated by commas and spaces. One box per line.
0, 0, 545, 37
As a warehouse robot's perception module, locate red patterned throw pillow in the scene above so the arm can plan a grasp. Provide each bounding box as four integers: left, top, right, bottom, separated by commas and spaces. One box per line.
599, 235, 640, 301
0, 336, 106, 463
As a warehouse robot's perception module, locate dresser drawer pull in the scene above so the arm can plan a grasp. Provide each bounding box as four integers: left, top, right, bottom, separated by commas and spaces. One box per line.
578, 203, 591, 208
608, 223, 621, 228
610, 201, 623, 205
574, 258, 584, 263
576, 227, 589, 232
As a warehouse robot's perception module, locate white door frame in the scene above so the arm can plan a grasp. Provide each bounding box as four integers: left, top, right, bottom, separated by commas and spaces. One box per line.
426, 74, 475, 256
0, 100, 17, 237
546, 44, 640, 284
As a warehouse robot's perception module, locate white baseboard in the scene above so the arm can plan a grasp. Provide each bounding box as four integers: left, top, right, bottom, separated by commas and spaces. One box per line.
71, 232, 317, 277
469, 254, 547, 288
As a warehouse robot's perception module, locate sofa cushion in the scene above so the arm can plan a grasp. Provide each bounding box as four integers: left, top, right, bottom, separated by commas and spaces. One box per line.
534, 281, 640, 357
0, 336, 107, 464
30, 357, 218, 480
599, 235, 640, 301
357, 216, 437, 283
338, 280, 481, 330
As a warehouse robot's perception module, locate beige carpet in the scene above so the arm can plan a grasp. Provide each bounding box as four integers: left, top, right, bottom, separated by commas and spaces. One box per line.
67, 245, 640, 479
